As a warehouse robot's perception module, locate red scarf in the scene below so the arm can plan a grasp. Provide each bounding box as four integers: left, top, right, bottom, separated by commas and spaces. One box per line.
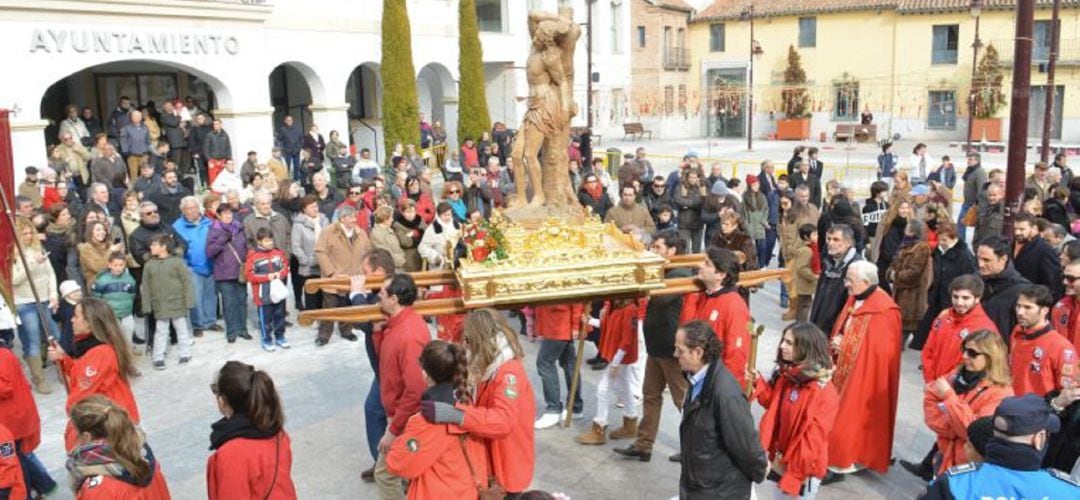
584, 183, 603, 201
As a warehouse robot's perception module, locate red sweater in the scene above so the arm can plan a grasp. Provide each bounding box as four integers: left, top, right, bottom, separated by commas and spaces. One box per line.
206, 431, 297, 500
387, 414, 490, 500
459, 359, 536, 493
0, 347, 40, 454
378, 307, 431, 435
598, 301, 640, 365
921, 305, 998, 383
680, 287, 752, 388
59, 339, 141, 452
1009, 324, 1079, 397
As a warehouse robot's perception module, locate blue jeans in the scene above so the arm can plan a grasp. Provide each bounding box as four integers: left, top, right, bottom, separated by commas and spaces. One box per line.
764, 225, 778, 268
18, 447, 57, 496
957, 201, 973, 243
536, 339, 583, 413
755, 238, 769, 269
285, 152, 301, 180
217, 280, 248, 339
189, 271, 218, 330
258, 303, 286, 343
364, 379, 387, 461
16, 303, 59, 358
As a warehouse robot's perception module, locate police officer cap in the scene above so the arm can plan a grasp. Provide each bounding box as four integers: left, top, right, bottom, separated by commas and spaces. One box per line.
993, 394, 1061, 436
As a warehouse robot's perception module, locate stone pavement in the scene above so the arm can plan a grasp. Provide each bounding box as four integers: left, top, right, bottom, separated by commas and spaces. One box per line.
28, 279, 934, 499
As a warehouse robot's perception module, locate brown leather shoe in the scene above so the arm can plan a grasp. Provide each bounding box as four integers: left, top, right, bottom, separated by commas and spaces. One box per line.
361, 466, 375, 483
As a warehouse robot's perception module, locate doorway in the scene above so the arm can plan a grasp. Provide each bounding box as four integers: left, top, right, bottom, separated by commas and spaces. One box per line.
1029, 85, 1064, 140
706, 68, 746, 139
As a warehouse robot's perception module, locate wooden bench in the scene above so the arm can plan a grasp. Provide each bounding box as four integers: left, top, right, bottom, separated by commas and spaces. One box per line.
833, 123, 877, 143
623, 122, 653, 141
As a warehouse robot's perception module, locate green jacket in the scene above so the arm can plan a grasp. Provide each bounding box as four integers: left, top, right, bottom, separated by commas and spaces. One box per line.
91, 270, 137, 319
141, 255, 194, 319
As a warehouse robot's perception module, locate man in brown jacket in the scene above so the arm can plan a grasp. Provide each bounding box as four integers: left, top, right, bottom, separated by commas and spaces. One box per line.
605, 184, 656, 234
314, 204, 370, 346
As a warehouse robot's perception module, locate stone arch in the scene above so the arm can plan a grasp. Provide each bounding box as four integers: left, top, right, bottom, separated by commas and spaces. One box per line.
268, 61, 328, 133
346, 62, 384, 161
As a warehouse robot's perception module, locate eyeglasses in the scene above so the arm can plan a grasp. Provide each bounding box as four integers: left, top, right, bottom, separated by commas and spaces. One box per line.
142, 210, 158, 216
653, 184, 665, 188
1065, 275, 1080, 283
349, 191, 363, 196
962, 348, 985, 359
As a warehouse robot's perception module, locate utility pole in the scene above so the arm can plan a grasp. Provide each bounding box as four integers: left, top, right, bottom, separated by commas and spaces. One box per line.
1040, 0, 1062, 163
965, 0, 983, 154
1004, 0, 1035, 236
742, 4, 754, 152
586, 0, 594, 129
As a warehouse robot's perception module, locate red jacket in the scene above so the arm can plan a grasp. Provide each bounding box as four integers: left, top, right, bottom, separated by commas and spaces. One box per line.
428, 286, 465, 343
598, 301, 640, 365
534, 303, 585, 342
1009, 324, 1079, 396
923, 370, 1012, 475
245, 247, 289, 307
206, 431, 297, 500
378, 307, 431, 435
75, 462, 170, 500
59, 339, 141, 452
1052, 296, 1080, 350
754, 370, 839, 497
387, 413, 489, 500
680, 287, 751, 388
921, 305, 998, 383
404, 192, 436, 225
0, 424, 26, 500
458, 359, 536, 493
0, 347, 40, 453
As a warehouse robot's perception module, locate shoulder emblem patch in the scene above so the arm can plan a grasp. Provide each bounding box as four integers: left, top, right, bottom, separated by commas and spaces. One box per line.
946, 462, 978, 476
505, 387, 519, 400
709, 310, 719, 322
505, 374, 517, 386
406, 439, 420, 453
0, 441, 13, 458
1048, 467, 1080, 486
87, 475, 103, 488
85, 366, 98, 378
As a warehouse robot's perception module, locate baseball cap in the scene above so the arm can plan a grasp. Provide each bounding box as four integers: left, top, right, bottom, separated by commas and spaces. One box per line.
993, 394, 1061, 436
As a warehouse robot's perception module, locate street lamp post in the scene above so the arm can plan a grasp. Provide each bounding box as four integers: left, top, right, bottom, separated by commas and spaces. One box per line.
965, 0, 983, 154
742, 4, 755, 152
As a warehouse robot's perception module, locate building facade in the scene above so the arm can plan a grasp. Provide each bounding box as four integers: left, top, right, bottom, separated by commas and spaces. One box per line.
628, 0, 696, 138
1, 0, 630, 181
681, 0, 1080, 142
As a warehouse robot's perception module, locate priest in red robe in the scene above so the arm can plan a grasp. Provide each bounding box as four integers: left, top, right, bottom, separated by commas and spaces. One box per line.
824, 260, 902, 483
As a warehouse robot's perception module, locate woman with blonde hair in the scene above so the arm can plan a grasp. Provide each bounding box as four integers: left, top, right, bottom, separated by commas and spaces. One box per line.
921, 329, 1012, 476
420, 309, 536, 497
11, 216, 60, 394
48, 298, 140, 451
66, 395, 169, 499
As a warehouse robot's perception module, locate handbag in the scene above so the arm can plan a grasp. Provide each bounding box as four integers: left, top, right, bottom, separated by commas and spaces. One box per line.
225, 239, 246, 284
963, 205, 978, 227
269, 278, 290, 304
458, 435, 506, 500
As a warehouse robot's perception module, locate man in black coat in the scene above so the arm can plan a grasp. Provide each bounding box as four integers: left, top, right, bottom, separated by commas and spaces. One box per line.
615, 230, 693, 462
810, 224, 863, 335
160, 101, 189, 171
1012, 212, 1064, 300
911, 222, 977, 350
789, 160, 822, 208
147, 170, 191, 225
675, 320, 767, 499
977, 236, 1032, 342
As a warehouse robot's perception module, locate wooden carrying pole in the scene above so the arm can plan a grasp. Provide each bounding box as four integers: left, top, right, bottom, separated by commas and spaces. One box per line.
297, 267, 789, 326
564, 305, 591, 428
744, 322, 766, 398
0, 178, 68, 393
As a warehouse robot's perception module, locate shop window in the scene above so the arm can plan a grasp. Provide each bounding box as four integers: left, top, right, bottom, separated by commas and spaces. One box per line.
927, 91, 957, 129
932, 25, 959, 64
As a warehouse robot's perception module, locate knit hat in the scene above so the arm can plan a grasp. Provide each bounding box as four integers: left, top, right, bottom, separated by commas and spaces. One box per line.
911, 184, 931, 196
59, 280, 81, 299
711, 181, 731, 196
745, 175, 759, 185
966, 416, 994, 457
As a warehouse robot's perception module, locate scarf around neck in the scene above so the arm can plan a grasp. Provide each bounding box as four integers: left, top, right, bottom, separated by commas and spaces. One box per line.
951, 367, 987, 395
209, 413, 276, 451
67, 439, 156, 490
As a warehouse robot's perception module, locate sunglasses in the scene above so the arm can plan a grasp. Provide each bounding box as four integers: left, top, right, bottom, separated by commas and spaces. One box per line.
962, 348, 985, 359
142, 210, 158, 216
1065, 274, 1080, 284
653, 184, 665, 188
449, 189, 461, 194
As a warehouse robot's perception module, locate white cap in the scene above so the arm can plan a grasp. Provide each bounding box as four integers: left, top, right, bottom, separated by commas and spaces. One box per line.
59, 280, 81, 298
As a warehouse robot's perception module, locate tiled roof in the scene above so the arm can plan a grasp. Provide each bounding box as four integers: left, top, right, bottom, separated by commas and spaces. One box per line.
693, 0, 1079, 21
897, 0, 1080, 14
653, 0, 695, 12
695, 0, 898, 21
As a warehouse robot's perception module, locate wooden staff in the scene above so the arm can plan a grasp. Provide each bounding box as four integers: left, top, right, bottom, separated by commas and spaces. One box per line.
564, 304, 591, 428
744, 322, 766, 398
295, 268, 791, 326
0, 178, 68, 393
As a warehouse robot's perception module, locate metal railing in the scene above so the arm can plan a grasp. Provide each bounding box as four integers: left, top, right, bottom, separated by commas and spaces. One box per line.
992, 38, 1080, 64
663, 47, 691, 71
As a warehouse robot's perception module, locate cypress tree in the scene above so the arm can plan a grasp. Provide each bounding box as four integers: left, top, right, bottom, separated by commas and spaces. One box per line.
381, 0, 420, 157
457, 0, 492, 144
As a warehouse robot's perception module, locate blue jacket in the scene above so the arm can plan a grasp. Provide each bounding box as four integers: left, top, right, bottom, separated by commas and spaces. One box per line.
91, 270, 137, 319
172, 216, 214, 276
922, 438, 1080, 499
120, 123, 151, 155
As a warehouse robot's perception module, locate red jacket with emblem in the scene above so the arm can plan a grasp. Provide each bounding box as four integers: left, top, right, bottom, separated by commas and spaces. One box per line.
458, 358, 536, 493
680, 287, 751, 388
1052, 296, 1080, 350
59, 336, 141, 451
534, 303, 585, 342
597, 300, 642, 365
1008, 324, 1079, 397
753, 368, 839, 496
921, 305, 998, 383
75, 462, 170, 500
0, 423, 26, 500
378, 307, 432, 435
387, 389, 490, 500
0, 347, 41, 454
922, 370, 1012, 475
206, 431, 297, 500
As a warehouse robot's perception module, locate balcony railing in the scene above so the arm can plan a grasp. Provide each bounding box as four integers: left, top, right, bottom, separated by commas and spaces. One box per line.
663, 47, 690, 71
991, 38, 1080, 66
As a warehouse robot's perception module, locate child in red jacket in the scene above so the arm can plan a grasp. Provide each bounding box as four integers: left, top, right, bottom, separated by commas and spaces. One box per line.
245, 228, 291, 352
576, 299, 644, 446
